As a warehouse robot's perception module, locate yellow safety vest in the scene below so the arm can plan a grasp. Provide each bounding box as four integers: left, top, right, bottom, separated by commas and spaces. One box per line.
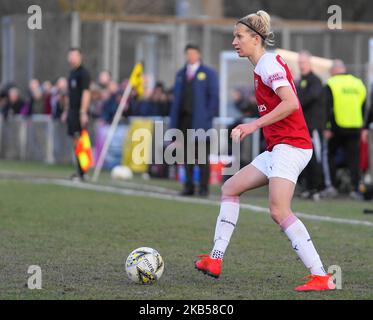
327, 74, 366, 129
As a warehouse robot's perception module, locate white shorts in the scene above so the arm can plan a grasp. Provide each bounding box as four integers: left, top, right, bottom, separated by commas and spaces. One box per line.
251, 144, 313, 184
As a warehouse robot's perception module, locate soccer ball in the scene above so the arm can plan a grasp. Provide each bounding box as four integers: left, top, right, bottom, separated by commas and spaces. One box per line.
111, 166, 133, 181
125, 247, 164, 285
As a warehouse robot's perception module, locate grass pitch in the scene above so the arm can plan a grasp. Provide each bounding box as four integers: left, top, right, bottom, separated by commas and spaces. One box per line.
0, 160, 372, 300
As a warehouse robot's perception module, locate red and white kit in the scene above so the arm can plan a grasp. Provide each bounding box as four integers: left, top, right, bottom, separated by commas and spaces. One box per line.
254, 53, 312, 151
252, 53, 313, 184
195, 54, 334, 291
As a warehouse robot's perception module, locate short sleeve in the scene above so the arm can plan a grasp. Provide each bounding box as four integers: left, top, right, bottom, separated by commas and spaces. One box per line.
257, 55, 291, 92
81, 69, 91, 91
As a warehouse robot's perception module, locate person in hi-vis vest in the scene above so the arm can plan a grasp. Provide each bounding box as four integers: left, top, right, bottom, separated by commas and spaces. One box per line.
322, 60, 367, 199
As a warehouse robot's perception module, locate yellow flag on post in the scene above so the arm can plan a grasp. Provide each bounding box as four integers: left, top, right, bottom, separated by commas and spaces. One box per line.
129, 63, 144, 97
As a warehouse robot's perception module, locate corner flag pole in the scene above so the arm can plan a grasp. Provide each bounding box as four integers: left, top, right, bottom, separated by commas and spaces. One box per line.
92, 82, 133, 182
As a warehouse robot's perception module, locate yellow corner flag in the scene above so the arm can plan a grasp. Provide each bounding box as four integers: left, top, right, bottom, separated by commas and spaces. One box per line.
129, 63, 144, 97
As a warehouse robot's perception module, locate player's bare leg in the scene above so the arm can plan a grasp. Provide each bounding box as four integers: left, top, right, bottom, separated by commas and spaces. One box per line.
269, 177, 335, 291
195, 165, 268, 278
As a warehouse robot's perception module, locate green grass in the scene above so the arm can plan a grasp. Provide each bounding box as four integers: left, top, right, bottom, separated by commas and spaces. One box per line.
0, 160, 372, 300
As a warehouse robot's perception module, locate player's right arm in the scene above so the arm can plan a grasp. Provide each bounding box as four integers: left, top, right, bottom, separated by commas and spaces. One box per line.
255, 86, 298, 127
232, 86, 298, 141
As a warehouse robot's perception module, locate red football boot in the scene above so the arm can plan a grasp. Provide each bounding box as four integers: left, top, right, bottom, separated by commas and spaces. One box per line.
195, 254, 222, 279
295, 274, 336, 291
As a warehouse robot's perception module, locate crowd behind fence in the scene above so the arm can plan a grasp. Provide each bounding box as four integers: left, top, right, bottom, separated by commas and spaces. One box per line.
0, 114, 259, 171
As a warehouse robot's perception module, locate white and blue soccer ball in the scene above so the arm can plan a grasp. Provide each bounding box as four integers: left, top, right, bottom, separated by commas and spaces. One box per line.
125, 247, 164, 285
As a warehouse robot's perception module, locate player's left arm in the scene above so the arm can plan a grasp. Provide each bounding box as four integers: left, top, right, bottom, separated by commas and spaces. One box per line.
79, 89, 91, 129
232, 86, 298, 141
80, 90, 91, 114
80, 70, 91, 128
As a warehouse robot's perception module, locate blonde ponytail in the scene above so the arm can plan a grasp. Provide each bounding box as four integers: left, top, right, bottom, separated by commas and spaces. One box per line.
237, 10, 275, 47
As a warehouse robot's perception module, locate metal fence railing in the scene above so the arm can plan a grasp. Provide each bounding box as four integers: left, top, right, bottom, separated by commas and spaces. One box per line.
0, 115, 261, 171
0, 115, 72, 164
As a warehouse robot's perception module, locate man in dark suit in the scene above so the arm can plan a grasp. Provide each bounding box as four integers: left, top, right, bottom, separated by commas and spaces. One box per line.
170, 44, 219, 197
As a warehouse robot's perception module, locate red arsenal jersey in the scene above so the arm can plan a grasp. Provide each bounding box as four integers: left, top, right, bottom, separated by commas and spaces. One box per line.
254, 53, 312, 151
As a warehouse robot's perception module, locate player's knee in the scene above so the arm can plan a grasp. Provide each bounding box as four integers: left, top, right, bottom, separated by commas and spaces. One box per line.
221, 183, 229, 196
269, 204, 283, 224
221, 179, 237, 197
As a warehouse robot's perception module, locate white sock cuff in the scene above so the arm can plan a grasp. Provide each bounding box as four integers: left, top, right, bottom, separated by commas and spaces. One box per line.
280, 214, 298, 231
221, 195, 240, 204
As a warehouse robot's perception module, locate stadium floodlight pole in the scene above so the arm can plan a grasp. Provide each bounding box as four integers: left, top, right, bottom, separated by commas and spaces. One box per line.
92, 82, 133, 182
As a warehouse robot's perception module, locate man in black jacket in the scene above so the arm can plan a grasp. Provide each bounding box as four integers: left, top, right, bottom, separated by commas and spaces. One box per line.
297, 51, 325, 200
362, 85, 373, 140
62, 48, 91, 181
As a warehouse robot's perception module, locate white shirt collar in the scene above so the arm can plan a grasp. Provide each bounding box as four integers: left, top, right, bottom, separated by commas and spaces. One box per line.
187, 62, 201, 74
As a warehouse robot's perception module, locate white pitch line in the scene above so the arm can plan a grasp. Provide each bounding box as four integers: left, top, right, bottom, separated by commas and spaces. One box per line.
2, 172, 373, 228
31, 178, 373, 228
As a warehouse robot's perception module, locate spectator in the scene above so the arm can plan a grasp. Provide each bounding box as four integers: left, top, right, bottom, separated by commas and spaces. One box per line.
296, 51, 325, 201
231, 87, 258, 118
51, 77, 68, 120
101, 81, 120, 124
150, 82, 170, 117
131, 91, 152, 117
170, 43, 219, 197
27, 79, 43, 115
322, 59, 367, 200
42, 81, 53, 115
89, 82, 104, 119
98, 70, 112, 90
2, 87, 24, 119
0, 83, 11, 115
131, 81, 170, 117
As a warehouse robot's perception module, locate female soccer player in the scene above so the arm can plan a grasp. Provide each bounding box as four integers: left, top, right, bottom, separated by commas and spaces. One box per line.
195, 10, 336, 291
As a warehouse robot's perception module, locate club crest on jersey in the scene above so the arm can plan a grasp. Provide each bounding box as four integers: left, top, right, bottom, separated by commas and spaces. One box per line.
258, 104, 267, 113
